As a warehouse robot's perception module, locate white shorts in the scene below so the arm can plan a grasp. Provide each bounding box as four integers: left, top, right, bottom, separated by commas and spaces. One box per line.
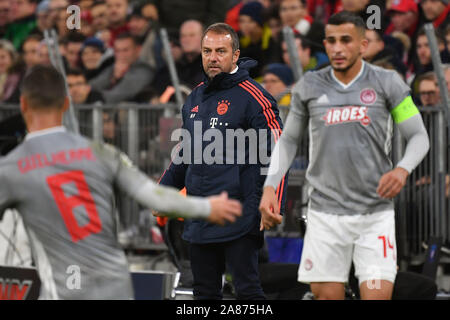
298, 209, 397, 286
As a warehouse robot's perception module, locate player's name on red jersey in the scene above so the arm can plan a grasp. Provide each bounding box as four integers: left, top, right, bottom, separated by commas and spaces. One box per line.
17, 148, 96, 174
322, 106, 371, 126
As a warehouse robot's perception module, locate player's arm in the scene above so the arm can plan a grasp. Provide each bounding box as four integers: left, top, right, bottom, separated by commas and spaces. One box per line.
260, 80, 309, 230
377, 96, 430, 199
114, 151, 241, 225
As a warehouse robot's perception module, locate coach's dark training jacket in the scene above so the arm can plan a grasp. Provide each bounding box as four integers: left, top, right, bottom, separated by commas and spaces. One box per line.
159, 58, 287, 244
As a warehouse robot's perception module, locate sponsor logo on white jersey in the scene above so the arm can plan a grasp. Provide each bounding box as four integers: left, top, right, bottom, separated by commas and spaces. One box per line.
322, 106, 371, 126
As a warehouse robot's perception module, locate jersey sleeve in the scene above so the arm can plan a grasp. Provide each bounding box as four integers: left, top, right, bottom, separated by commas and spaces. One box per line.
396, 114, 430, 173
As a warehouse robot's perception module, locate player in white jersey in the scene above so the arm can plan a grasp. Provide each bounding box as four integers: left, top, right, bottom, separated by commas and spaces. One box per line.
259, 12, 430, 299
0, 65, 242, 299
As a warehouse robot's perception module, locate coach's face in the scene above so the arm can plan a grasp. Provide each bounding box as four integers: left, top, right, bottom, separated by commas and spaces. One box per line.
324, 23, 368, 72
202, 32, 240, 79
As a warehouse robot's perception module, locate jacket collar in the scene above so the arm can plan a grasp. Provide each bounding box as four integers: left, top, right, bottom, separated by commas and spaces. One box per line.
202, 58, 258, 95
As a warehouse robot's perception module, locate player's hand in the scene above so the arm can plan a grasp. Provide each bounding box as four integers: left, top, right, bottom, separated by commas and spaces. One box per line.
207, 192, 242, 225
377, 167, 409, 199
259, 186, 283, 231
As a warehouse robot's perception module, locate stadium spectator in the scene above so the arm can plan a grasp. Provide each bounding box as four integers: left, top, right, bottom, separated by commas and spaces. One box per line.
5, 0, 39, 50
225, 0, 244, 32
266, 3, 283, 42
0, 40, 24, 103
417, 71, 441, 106
445, 24, 450, 52
279, 0, 313, 35
148, 0, 228, 38
22, 34, 43, 70
67, 67, 109, 144
63, 32, 87, 70
262, 62, 294, 108
139, 6, 163, 71
80, 0, 94, 10
416, 29, 434, 72
341, 0, 370, 13
363, 29, 407, 77
175, 19, 203, 86
106, 0, 130, 47
91, 1, 111, 47
306, 0, 343, 23
67, 68, 104, 104
80, 37, 114, 80
391, 31, 413, 70
48, 0, 69, 30
128, 5, 152, 41
89, 33, 154, 103
80, 10, 95, 38
385, 0, 419, 37
150, 20, 204, 102
238, 1, 281, 79
35, 40, 55, 66
141, 2, 158, 21
158, 22, 287, 300
55, 6, 70, 38
281, 33, 329, 72
341, 0, 389, 29
419, 0, 450, 33
0, 0, 10, 38
36, 0, 52, 33
226, 0, 272, 33
91, 1, 109, 32
410, 28, 447, 96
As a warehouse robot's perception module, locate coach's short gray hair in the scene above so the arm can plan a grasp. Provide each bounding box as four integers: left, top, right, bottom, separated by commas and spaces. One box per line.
202, 22, 240, 52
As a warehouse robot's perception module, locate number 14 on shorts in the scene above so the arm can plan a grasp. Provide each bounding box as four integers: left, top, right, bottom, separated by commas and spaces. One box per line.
378, 235, 396, 260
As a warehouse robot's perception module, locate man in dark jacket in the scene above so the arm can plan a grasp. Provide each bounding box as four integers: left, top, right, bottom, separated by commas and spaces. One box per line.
159, 23, 288, 300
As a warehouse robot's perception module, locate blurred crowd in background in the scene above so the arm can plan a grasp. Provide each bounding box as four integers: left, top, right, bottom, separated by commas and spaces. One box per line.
0, 0, 450, 110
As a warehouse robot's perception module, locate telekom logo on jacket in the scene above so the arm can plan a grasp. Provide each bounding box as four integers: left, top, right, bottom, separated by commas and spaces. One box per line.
322, 106, 371, 126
